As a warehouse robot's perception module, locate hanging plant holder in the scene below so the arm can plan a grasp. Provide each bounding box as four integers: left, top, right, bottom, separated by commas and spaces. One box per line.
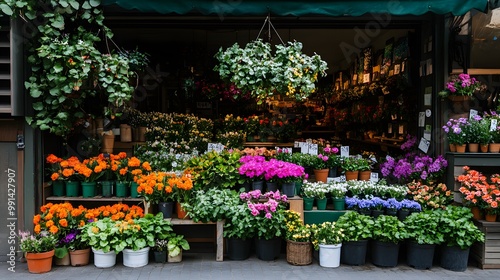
214, 16, 328, 103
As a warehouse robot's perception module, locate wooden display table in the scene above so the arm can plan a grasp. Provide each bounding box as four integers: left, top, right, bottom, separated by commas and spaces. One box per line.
166, 218, 224, 262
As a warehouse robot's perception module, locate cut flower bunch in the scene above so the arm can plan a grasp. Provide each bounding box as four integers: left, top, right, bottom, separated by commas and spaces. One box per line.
457, 166, 500, 214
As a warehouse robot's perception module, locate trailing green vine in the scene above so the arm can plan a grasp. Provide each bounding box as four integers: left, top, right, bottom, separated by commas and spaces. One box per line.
0, 0, 134, 138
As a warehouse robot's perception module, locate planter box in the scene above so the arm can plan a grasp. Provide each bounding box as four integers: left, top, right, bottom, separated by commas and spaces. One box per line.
471, 219, 500, 269
304, 210, 347, 225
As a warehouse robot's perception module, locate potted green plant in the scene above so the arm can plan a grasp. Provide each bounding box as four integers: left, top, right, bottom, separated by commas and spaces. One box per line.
18, 231, 58, 273
310, 221, 344, 268
167, 234, 190, 262
436, 206, 485, 271
80, 218, 121, 268
403, 210, 443, 269
335, 211, 374, 265
223, 204, 256, 260
371, 215, 406, 267
312, 154, 330, 182
356, 158, 371, 180
340, 157, 361, 180
152, 239, 168, 263
329, 182, 348, 210
120, 213, 173, 268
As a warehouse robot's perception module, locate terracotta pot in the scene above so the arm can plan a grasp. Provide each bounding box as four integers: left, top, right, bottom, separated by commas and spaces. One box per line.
69, 248, 90, 266
455, 144, 466, 153
345, 171, 359, 181
358, 170, 371, 181
26, 249, 54, 274
471, 206, 483, 220
485, 213, 497, 222
176, 202, 189, 219
468, 143, 479, 153
480, 144, 489, 153
448, 95, 471, 113
448, 144, 456, 152
489, 143, 500, 153
313, 169, 329, 183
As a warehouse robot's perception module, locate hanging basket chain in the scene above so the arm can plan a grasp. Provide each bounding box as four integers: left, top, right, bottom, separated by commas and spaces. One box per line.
256, 15, 285, 45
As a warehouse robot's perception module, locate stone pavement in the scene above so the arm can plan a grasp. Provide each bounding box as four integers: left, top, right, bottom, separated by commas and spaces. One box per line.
2, 253, 499, 280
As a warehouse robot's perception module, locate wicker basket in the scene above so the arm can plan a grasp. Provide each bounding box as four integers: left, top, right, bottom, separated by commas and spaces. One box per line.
286, 240, 313, 266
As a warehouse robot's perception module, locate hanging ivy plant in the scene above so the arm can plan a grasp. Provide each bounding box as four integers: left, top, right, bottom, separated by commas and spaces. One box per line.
1, 0, 134, 138
214, 39, 328, 103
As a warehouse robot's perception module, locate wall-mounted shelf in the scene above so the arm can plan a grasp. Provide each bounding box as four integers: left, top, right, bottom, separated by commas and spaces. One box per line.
451, 69, 500, 75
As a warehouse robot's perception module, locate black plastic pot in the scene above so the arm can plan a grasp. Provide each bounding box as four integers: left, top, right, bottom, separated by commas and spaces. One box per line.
439, 245, 470, 272
341, 240, 368, 265
406, 241, 436, 269
371, 240, 400, 267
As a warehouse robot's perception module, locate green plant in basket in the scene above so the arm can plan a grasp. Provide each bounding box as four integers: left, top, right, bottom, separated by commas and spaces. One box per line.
372, 215, 406, 244
403, 210, 443, 245
335, 211, 374, 241
167, 234, 190, 257
310, 221, 344, 250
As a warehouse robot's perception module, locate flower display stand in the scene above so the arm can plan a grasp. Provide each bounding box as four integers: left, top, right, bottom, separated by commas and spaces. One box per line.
166, 218, 224, 261
471, 219, 500, 269
303, 210, 348, 225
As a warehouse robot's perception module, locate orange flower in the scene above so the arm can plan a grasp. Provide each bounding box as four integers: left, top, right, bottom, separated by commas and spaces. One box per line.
34, 224, 41, 234
51, 173, 60, 181
46, 154, 61, 164
33, 214, 41, 225
59, 219, 68, 227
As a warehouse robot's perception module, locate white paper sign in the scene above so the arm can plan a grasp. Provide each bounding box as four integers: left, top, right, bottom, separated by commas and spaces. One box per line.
299, 142, 308, 154
418, 137, 430, 153
329, 177, 342, 183
207, 143, 224, 153
370, 173, 379, 183
339, 175, 346, 182
418, 112, 425, 127
423, 131, 432, 141
490, 119, 498, 132
469, 109, 478, 120
308, 144, 319, 155
340, 146, 350, 158
294, 141, 300, 148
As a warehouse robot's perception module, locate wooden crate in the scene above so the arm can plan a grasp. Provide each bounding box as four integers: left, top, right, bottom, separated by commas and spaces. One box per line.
471, 219, 500, 269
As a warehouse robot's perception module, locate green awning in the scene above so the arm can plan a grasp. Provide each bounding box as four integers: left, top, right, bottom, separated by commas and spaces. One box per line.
102, 0, 488, 16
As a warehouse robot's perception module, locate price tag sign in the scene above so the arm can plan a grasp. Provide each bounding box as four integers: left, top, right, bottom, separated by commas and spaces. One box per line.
370, 173, 379, 182
207, 143, 217, 152
469, 109, 478, 120
308, 144, 318, 155
340, 146, 349, 158
294, 141, 300, 148
299, 142, 308, 154
418, 137, 430, 153
491, 119, 498, 132
339, 175, 346, 182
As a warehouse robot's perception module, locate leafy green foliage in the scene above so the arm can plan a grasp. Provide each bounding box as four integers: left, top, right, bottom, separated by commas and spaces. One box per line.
184, 188, 240, 223
184, 150, 245, 190
167, 234, 190, 257
435, 206, 485, 249
1, 0, 134, 138
223, 204, 256, 240
372, 215, 406, 243
214, 39, 327, 103
403, 210, 444, 245
335, 211, 374, 241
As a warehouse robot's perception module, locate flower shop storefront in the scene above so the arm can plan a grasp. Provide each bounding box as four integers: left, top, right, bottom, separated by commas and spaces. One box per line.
4, 0, 500, 272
